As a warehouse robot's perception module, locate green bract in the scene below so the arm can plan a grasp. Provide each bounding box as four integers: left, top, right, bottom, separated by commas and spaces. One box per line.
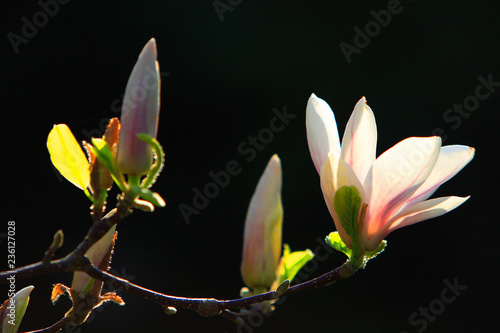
326, 231, 387, 269
91, 138, 127, 192
325, 231, 352, 258
274, 244, 314, 287
333, 185, 362, 239
333, 185, 363, 263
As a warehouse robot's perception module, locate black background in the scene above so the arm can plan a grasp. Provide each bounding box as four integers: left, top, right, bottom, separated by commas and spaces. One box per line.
2, 1, 499, 332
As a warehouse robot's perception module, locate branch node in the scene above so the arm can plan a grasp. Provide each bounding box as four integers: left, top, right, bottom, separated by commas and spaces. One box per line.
275, 279, 290, 298
197, 298, 221, 317
42, 230, 64, 264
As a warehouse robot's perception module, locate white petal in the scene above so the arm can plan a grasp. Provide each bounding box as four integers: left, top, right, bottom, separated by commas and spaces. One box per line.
3, 286, 34, 333
241, 154, 283, 288
243, 154, 283, 235
306, 94, 341, 174
364, 136, 441, 236
320, 151, 365, 248
406, 145, 475, 206
386, 196, 470, 235
365, 196, 469, 251
340, 97, 377, 184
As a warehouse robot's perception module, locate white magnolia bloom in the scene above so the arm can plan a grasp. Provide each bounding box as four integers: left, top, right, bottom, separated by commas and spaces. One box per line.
306, 94, 475, 251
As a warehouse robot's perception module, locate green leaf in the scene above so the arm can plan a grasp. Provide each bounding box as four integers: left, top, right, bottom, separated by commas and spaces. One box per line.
325, 231, 352, 258
275, 244, 314, 285
136, 133, 165, 188
47, 124, 91, 198
333, 185, 362, 238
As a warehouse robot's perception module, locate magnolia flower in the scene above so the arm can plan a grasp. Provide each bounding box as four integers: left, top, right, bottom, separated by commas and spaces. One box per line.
117, 38, 161, 176
241, 155, 283, 290
306, 94, 475, 252
0, 286, 34, 333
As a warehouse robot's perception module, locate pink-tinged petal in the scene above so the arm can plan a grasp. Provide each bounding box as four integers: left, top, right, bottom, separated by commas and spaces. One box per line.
71, 225, 117, 294
340, 97, 377, 184
241, 155, 283, 289
1, 286, 34, 333
364, 136, 441, 237
365, 196, 470, 250
306, 94, 341, 174
117, 38, 161, 175
320, 151, 366, 248
406, 145, 475, 206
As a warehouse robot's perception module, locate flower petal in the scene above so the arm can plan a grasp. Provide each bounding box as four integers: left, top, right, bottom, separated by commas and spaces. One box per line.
117, 38, 161, 175
364, 196, 470, 250
2, 286, 34, 333
364, 136, 441, 236
71, 224, 117, 294
320, 151, 365, 248
406, 145, 475, 206
241, 155, 283, 288
340, 97, 377, 184
306, 94, 341, 174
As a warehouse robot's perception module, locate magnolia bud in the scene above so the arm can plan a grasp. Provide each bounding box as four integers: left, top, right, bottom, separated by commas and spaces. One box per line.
117, 38, 160, 175
0, 286, 34, 333
241, 155, 283, 289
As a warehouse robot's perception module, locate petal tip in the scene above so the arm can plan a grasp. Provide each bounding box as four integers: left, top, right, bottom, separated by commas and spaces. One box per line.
140, 38, 158, 60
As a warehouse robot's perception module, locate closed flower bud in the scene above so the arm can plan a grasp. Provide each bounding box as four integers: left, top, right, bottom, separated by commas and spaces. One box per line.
67, 225, 117, 324
71, 225, 116, 299
0, 286, 34, 333
241, 155, 283, 290
117, 38, 161, 175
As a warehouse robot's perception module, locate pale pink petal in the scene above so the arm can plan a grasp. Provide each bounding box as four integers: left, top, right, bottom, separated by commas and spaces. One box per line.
406, 145, 475, 206
364, 196, 470, 250
364, 136, 441, 237
340, 97, 377, 184
71, 224, 116, 293
241, 154, 283, 288
320, 151, 365, 248
306, 94, 341, 174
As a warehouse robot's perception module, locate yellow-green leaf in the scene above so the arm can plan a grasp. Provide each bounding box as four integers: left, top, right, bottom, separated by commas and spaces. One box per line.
47, 124, 90, 190
274, 244, 314, 288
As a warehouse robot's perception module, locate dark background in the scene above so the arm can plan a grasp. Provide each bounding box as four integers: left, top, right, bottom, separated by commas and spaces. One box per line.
2, 1, 499, 332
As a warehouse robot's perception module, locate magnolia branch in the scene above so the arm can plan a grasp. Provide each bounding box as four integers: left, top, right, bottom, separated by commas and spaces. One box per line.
0, 201, 354, 332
